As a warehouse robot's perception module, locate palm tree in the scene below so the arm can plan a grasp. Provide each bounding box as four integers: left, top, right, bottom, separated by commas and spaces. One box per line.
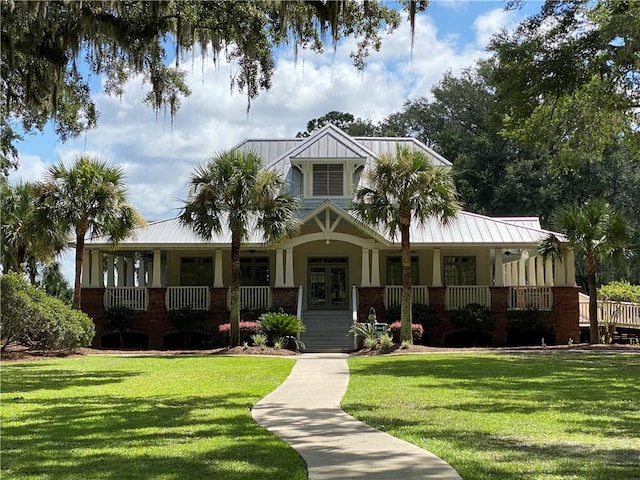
1, 179, 66, 281
37, 155, 145, 308
178, 150, 300, 346
352, 145, 460, 344
539, 199, 633, 344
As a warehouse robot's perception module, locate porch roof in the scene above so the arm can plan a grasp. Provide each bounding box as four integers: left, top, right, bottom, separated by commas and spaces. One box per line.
83, 207, 562, 250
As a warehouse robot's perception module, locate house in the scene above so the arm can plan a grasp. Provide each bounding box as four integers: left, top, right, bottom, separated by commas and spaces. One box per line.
79, 124, 580, 350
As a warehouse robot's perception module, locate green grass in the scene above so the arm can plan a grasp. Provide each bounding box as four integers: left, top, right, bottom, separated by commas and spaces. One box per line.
344, 352, 640, 480
1, 355, 306, 480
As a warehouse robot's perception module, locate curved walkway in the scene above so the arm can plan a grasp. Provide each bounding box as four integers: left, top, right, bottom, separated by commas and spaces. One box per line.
252, 353, 462, 479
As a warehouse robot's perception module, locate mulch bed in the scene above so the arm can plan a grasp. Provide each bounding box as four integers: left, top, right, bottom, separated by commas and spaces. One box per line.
2, 342, 639, 362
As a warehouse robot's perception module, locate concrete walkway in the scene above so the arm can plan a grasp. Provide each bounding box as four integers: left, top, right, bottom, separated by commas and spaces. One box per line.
252, 353, 462, 479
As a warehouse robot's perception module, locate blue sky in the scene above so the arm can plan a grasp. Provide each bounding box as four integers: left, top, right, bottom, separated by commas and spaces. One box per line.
11, 0, 542, 281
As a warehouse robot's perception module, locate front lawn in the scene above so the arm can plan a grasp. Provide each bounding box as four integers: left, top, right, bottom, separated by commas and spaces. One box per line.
1, 355, 306, 480
344, 352, 640, 480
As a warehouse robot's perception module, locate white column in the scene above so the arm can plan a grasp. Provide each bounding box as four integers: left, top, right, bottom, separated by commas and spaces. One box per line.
138, 259, 146, 287
371, 248, 381, 287
544, 257, 554, 286
565, 250, 576, 286
555, 258, 567, 286
275, 249, 284, 287
81, 250, 91, 287
518, 259, 527, 286
214, 249, 223, 288
505, 262, 512, 286
361, 247, 370, 287
528, 256, 537, 286
91, 250, 102, 287
536, 257, 545, 286
151, 249, 162, 287
106, 255, 115, 287
115, 256, 123, 287
285, 247, 295, 287
494, 250, 504, 287
432, 248, 442, 287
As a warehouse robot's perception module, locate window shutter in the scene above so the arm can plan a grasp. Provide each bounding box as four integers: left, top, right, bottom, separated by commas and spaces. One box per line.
327, 165, 343, 196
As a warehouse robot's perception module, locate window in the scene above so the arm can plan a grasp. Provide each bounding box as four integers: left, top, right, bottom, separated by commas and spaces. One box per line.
353, 165, 364, 189
240, 257, 270, 286
444, 256, 476, 285
180, 257, 213, 286
386, 257, 419, 285
313, 164, 343, 196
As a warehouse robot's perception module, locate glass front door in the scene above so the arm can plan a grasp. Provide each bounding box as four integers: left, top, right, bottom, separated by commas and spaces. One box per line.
308, 258, 348, 309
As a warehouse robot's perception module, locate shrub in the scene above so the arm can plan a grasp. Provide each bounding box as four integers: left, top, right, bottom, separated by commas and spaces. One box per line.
598, 281, 640, 303
450, 303, 495, 331
1, 272, 94, 350
259, 312, 306, 337
251, 333, 268, 349
218, 321, 261, 344
378, 332, 394, 350
387, 321, 424, 343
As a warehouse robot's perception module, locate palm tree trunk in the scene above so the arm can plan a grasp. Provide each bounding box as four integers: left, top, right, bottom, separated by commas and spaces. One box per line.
229, 233, 241, 346
587, 256, 600, 344
73, 232, 86, 309
400, 220, 412, 344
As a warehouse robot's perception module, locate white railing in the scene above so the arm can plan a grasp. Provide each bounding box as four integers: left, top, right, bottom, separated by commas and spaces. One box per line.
352, 284, 358, 322
229, 286, 271, 310
579, 293, 640, 328
297, 286, 304, 320
384, 285, 430, 308
166, 286, 210, 311
508, 287, 553, 311
446, 286, 491, 310
103, 287, 148, 311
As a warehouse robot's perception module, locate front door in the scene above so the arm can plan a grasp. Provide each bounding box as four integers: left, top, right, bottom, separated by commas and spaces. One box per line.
308, 257, 348, 309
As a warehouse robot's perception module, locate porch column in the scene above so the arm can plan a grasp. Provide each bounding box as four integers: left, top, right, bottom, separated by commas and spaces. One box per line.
361, 247, 370, 287
518, 259, 526, 286
371, 248, 381, 287
275, 248, 285, 287
115, 256, 123, 287
565, 250, 576, 286
544, 257, 554, 286
511, 262, 518, 286
126, 258, 135, 286
90, 250, 102, 287
81, 250, 91, 287
285, 247, 295, 287
138, 259, 146, 287
536, 257, 545, 286
505, 262, 512, 286
106, 255, 115, 287
494, 250, 504, 287
555, 258, 567, 286
432, 248, 442, 287
528, 256, 537, 286
214, 249, 224, 288
151, 249, 162, 287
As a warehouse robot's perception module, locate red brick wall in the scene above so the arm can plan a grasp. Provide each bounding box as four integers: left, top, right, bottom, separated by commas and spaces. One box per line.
549, 287, 580, 344
358, 287, 385, 323
80, 288, 105, 347
271, 288, 299, 314
491, 287, 510, 346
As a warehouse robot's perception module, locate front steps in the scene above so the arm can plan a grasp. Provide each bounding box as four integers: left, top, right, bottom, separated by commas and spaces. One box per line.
301, 310, 354, 352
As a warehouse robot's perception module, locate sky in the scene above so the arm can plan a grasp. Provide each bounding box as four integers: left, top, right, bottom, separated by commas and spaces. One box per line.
10, 0, 542, 282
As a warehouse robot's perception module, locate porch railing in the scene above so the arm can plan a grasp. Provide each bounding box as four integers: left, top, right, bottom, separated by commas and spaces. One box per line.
166, 286, 210, 311
508, 286, 553, 311
580, 293, 640, 328
103, 287, 148, 311
384, 285, 429, 308
229, 286, 271, 310
446, 286, 491, 310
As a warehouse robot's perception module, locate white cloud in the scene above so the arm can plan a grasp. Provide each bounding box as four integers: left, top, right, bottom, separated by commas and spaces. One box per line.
9, 153, 50, 185
473, 7, 518, 47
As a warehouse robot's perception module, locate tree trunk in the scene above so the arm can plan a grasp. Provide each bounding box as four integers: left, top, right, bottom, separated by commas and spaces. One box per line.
587, 256, 600, 344
400, 220, 413, 344
229, 233, 241, 346
73, 231, 86, 309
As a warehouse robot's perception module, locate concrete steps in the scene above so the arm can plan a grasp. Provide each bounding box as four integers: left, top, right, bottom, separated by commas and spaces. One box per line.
301, 310, 354, 352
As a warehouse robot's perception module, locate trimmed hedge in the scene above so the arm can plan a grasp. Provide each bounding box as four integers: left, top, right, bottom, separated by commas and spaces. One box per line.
1, 272, 95, 350
598, 281, 640, 303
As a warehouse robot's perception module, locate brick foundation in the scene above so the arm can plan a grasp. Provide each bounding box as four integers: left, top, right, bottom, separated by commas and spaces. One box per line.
549, 287, 580, 344
271, 288, 299, 314
358, 287, 385, 323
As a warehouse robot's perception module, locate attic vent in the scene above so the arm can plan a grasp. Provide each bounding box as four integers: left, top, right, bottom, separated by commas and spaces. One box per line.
313, 164, 343, 196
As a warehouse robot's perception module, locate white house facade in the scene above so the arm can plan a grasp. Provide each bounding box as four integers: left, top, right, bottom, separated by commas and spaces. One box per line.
79, 124, 580, 350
